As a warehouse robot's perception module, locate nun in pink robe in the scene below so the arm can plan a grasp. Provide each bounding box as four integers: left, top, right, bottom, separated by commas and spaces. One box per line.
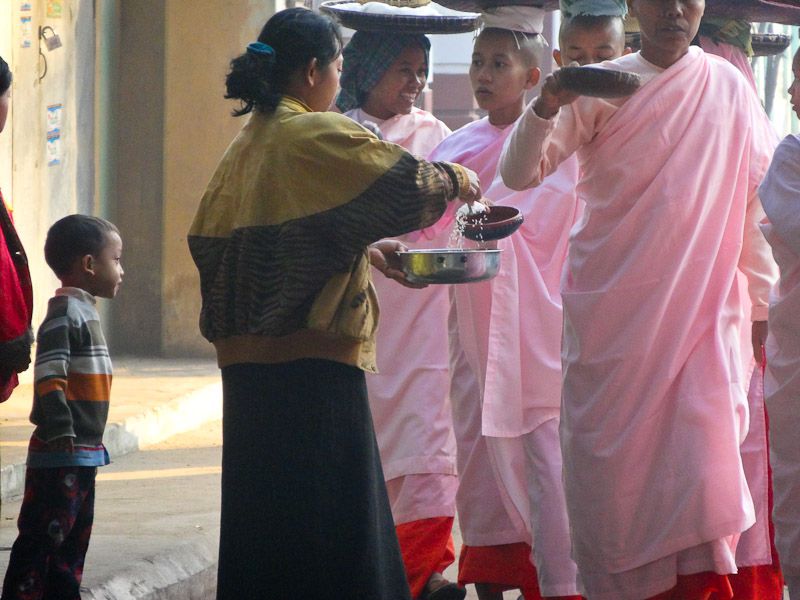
453, 158, 583, 598
337, 31, 461, 600
759, 133, 800, 599
699, 32, 784, 598
430, 115, 560, 598
430, 117, 527, 550
500, 45, 776, 600
430, 11, 587, 597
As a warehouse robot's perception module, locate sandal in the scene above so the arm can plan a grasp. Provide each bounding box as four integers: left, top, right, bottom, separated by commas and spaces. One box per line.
420, 573, 466, 600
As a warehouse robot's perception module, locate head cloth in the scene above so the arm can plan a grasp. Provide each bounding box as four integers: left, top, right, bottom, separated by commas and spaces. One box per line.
481, 6, 545, 33
336, 31, 430, 113
559, 0, 627, 17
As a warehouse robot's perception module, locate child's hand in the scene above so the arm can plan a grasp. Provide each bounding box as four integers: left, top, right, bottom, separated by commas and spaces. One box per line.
48, 436, 74, 453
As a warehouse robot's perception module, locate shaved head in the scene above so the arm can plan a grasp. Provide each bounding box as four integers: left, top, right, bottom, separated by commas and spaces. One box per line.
559, 14, 625, 49
556, 14, 627, 66
479, 27, 544, 68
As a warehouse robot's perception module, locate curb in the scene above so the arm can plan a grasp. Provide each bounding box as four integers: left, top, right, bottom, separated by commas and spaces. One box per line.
1, 382, 222, 502
83, 538, 217, 600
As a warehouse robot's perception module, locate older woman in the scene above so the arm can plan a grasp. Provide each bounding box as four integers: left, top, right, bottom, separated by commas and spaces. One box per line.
337, 31, 464, 600
188, 9, 479, 600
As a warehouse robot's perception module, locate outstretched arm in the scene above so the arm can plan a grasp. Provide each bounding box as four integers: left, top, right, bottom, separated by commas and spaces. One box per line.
500, 72, 605, 191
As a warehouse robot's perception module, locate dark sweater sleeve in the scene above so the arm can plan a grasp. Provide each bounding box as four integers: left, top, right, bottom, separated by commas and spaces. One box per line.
31, 308, 76, 441
306, 153, 464, 257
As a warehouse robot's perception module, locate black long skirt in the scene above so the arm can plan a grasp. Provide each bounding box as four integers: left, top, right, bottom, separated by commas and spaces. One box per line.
217, 359, 411, 600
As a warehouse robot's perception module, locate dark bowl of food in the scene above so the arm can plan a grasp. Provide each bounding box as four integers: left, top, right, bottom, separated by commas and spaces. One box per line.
461, 205, 524, 242
556, 66, 642, 98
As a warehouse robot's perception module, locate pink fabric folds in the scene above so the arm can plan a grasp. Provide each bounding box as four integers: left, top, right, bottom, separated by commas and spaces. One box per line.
699, 36, 757, 93
438, 121, 581, 438
702, 36, 774, 571
736, 364, 773, 568
438, 117, 581, 552
481, 159, 580, 437
426, 118, 512, 241
432, 117, 534, 546
558, 48, 776, 573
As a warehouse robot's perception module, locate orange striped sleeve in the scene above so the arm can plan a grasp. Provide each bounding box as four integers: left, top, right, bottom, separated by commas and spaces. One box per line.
64, 373, 111, 402
36, 377, 67, 397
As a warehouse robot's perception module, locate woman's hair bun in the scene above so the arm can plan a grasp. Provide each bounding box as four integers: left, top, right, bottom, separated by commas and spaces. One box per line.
224, 8, 342, 116
225, 51, 278, 116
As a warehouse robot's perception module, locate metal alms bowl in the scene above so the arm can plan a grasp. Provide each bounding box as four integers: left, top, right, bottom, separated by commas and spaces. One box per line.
397, 248, 502, 284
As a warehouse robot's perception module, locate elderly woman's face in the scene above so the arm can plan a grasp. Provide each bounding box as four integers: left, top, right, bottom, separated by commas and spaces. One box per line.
628, 0, 704, 68
363, 45, 427, 120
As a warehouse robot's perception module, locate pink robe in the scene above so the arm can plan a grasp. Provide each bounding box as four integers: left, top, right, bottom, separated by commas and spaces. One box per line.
701, 37, 778, 571
432, 117, 582, 595
500, 48, 776, 586
759, 134, 800, 578
345, 107, 458, 525
429, 117, 538, 546
699, 36, 758, 93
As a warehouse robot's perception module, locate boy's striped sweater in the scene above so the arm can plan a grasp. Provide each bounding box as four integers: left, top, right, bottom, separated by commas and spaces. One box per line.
28, 287, 111, 468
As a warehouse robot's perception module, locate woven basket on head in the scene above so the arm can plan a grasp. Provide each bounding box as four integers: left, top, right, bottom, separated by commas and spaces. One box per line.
433, 0, 557, 12
357, 0, 432, 7
705, 0, 800, 25
320, 0, 480, 33
751, 32, 792, 56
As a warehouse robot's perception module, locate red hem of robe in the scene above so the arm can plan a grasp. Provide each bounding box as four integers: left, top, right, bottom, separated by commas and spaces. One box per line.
646, 572, 733, 600
396, 516, 456, 599
457, 542, 545, 599
728, 398, 784, 599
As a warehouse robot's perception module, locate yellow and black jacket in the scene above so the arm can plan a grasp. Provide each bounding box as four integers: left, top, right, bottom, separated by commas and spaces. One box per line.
188, 96, 468, 372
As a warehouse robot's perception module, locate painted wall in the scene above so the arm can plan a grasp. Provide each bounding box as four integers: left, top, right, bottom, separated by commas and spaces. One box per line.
2, 1, 286, 360
2, 0, 95, 350
159, 0, 282, 356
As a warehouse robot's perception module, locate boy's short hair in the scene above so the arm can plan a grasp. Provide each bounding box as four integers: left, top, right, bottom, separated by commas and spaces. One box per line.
480, 27, 545, 68
44, 214, 120, 277
559, 14, 625, 46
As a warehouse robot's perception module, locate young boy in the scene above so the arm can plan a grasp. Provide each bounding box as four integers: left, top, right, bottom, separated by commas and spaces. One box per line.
555, 11, 628, 66
2, 214, 123, 600
759, 46, 800, 600
430, 5, 627, 599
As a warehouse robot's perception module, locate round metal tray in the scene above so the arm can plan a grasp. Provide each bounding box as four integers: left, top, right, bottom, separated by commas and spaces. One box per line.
431, 0, 557, 12
752, 33, 792, 56
627, 32, 792, 56
320, 0, 480, 33
704, 0, 800, 25
398, 248, 502, 284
